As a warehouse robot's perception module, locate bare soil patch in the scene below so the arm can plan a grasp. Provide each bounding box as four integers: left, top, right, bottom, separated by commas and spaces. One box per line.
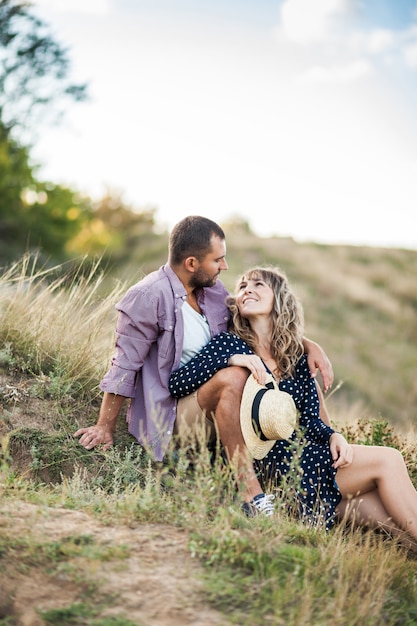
0, 370, 227, 626
0, 500, 226, 626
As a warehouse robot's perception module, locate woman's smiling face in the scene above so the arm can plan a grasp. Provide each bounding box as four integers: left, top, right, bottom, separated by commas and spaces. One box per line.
236, 276, 275, 319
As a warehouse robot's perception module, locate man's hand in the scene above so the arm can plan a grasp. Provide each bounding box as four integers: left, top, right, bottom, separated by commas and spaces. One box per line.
304, 338, 334, 392
74, 392, 126, 451
73, 425, 114, 451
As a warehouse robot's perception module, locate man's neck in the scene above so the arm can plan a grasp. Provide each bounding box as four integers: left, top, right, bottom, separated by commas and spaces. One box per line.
185, 291, 202, 314
170, 263, 194, 297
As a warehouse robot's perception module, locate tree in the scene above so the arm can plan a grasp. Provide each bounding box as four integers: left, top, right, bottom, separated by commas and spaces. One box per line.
0, 0, 87, 136
0, 3, 165, 271
0, 121, 34, 260
0, 1, 91, 266
67, 189, 163, 266
0, 120, 94, 265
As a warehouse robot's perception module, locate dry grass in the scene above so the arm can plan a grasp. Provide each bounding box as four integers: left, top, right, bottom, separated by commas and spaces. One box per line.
1, 251, 417, 625
0, 254, 125, 395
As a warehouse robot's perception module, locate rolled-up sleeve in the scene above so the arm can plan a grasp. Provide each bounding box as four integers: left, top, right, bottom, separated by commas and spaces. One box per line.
100, 289, 159, 397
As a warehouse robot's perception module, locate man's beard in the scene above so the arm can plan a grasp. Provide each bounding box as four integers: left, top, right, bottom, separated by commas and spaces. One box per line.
190, 268, 219, 289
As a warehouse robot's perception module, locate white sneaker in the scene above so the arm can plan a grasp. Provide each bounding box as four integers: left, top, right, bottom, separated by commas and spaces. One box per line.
242, 493, 275, 517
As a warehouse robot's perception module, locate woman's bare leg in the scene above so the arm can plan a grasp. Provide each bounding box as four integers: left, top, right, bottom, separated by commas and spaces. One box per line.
196, 365, 263, 503
337, 489, 417, 552
336, 444, 417, 543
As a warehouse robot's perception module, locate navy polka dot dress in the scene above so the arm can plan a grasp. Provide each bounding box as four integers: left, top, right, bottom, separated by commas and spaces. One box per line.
169, 331, 342, 530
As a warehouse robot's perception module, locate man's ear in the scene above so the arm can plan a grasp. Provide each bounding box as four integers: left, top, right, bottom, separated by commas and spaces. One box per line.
184, 256, 198, 272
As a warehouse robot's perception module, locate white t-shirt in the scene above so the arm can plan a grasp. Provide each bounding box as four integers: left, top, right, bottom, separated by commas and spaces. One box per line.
181, 301, 211, 366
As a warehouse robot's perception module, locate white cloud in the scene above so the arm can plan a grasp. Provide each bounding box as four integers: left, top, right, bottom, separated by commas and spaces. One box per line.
30, 1, 417, 250
296, 59, 372, 85
279, 0, 349, 44
403, 26, 417, 68
367, 28, 395, 54
404, 41, 417, 67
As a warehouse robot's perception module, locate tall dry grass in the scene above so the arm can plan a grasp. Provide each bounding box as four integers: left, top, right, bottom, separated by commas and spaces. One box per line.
0, 254, 125, 396
1, 255, 417, 625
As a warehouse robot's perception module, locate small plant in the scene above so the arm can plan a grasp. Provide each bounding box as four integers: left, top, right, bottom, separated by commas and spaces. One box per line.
341, 416, 402, 448
39, 605, 140, 626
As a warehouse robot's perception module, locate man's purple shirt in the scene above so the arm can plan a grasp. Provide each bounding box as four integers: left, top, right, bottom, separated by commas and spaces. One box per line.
100, 264, 230, 460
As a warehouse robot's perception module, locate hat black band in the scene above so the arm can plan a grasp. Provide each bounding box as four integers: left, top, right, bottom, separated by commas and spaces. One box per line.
251, 381, 274, 441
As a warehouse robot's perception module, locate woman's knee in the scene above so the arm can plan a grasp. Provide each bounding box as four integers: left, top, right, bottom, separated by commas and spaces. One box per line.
383, 446, 405, 469
362, 445, 405, 474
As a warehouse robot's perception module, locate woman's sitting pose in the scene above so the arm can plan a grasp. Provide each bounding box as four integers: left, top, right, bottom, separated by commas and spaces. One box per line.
169, 266, 417, 549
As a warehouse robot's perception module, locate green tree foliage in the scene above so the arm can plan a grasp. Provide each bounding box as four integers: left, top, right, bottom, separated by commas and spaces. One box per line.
0, 122, 35, 261
0, 2, 165, 270
0, 0, 87, 136
67, 190, 165, 270
0, 1, 93, 266
20, 182, 94, 261
0, 121, 94, 265
0, 122, 163, 267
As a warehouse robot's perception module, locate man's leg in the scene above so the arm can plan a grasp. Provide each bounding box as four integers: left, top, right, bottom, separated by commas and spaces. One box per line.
195, 366, 264, 503
175, 390, 216, 450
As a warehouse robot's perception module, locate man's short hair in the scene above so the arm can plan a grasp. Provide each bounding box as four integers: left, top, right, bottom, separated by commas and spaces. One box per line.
169, 216, 225, 265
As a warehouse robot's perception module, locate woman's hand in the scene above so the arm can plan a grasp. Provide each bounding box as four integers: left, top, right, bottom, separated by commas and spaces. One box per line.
228, 354, 268, 384
329, 432, 353, 469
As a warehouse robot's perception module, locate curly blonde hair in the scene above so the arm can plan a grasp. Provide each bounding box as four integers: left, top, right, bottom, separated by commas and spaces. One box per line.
226, 267, 305, 378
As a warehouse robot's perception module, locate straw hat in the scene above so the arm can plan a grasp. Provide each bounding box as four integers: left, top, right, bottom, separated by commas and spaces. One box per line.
240, 373, 297, 460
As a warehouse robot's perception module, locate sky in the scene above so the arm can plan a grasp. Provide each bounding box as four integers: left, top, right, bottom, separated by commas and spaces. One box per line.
31, 0, 417, 249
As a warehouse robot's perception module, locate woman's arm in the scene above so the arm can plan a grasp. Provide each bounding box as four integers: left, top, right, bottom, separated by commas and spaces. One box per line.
169, 332, 253, 398
288, 356, 335, 445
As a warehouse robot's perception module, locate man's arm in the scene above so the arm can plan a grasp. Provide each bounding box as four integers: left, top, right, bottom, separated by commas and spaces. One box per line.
303, 337, 333, 393
74, 392, 127, 451
74, 297, 159, 451
315, 380, 331, 426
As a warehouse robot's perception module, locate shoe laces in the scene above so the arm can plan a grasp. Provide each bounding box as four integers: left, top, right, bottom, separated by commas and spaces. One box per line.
242, 493, 275, 518
253, 493, 275, 516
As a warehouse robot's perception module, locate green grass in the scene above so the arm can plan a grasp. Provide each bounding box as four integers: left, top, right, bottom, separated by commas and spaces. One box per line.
2, 253, 417, 625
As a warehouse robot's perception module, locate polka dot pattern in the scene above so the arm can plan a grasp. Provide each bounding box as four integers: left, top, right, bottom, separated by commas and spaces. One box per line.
169, 331, 341, 530
169, 332, 252, 397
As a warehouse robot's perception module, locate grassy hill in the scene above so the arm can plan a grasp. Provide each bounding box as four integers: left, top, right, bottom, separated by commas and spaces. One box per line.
221, 221, 417, 432
1, 228, 417, 625
112, 217, 417, 431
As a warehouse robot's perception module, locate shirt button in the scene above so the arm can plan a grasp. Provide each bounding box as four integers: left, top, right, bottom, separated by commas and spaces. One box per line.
167, 430, 172, 436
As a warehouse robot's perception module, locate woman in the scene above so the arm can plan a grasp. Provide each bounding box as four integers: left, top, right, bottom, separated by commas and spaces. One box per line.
169, 266, 417, 548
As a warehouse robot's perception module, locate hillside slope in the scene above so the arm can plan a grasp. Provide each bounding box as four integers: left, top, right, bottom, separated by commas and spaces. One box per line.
220, 223, 417, 430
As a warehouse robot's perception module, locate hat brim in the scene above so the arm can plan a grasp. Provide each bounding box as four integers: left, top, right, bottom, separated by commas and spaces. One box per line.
240, 373, 297, 460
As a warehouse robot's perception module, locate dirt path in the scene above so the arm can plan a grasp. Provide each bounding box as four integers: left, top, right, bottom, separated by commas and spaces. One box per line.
0, 500, 227, 626
0, 371, 228, 625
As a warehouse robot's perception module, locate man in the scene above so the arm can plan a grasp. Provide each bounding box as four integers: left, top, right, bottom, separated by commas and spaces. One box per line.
74, 216, 333, 514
